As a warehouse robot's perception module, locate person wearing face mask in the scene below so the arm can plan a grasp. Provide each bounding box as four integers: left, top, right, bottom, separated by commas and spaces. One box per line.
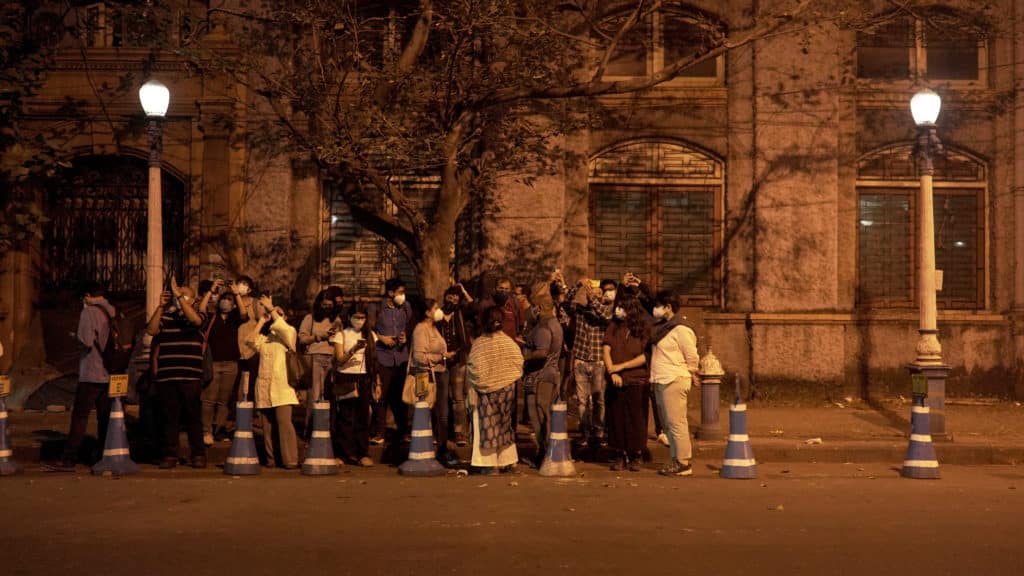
326, 285, 347, 326
647, 290, 700, 477
372, 277, 413, 446
299, 289, 336, 434
603, 295, 651, 472
200, 288, 247, 445
478, 278, 523, 343
233, 275, 260, 398
250, 294, 300, 469
437, 284, 473, 446
55, 282, 116, 470
146, 275, 208, 469
411, 298, 457, 467
521, 289, 563, 469
570, 278, 616, 450
330, 303, 376, 467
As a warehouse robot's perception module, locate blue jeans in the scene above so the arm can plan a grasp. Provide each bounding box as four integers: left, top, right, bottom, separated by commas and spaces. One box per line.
573, 359, 606, 439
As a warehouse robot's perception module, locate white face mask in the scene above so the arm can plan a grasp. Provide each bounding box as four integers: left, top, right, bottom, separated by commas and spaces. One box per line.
604, 290, 616, 302
652, 305, 667, 319
614, 307, 626, 320
432, 308, 444, 322
393, 293, 406, 306
351, 319, 365, 331
236, 284, 250, 296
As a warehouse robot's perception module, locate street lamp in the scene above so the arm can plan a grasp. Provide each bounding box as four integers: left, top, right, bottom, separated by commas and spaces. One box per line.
139, 79, 169, 317
909, 88, 950, 439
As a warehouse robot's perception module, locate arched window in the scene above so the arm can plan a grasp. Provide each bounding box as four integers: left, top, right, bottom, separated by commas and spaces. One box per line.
856, 143, 986, 309
589, 140, 723, 305
595, 4, 725, 83
43, 155, 187, 296
856, 7, 988, 84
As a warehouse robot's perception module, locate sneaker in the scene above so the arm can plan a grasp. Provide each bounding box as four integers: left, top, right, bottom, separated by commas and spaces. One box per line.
369, 436, 385, 446
610, 458, 627, 472
443, 453, 460, 468
658, 460, 693, 477
358, 456, 374, 467
657, 433, 670, 447
191, 455, 208, 469
203, 433, 214, 447
628, 459, 642, 472
159, 457, 178, 470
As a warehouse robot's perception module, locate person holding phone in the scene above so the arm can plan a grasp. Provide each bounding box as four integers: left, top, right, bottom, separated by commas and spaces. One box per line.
330, 303, 376, 467
250, 294, 300, 469
146, 275, 208, 469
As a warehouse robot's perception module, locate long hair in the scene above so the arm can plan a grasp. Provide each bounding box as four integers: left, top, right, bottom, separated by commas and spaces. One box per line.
349, 301, 377, 377
312, 289, 331, 322
619, 296, 649, 340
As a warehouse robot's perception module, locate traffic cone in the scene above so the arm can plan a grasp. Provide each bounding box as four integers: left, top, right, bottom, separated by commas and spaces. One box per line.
539, 401, 576, 477
224, 401, 260, 475
91, 397, 139, 476
901, 398, 940, 479
398, 401, 445, 477
720, 401, 757, 479
302, 401, 338, 476
0, 397, 21, 476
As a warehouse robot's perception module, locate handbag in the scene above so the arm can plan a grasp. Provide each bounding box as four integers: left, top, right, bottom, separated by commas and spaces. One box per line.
286, 349, 306, 388
402, 366, 436, 407
330, 371, 360, 401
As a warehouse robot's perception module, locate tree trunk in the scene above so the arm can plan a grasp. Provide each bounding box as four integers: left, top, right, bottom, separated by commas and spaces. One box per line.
417, 231, 452, 299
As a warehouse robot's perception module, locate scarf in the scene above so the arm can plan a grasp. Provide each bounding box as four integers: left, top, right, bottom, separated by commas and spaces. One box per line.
647, 315, 689, 357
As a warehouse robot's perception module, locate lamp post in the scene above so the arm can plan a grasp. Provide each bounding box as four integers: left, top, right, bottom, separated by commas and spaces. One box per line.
139, 79, 169, 317
909, 88, 951, 439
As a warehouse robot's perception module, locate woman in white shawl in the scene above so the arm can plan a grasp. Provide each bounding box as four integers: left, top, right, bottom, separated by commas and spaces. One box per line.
249, 294, 300, 469
466, 306, 524, 474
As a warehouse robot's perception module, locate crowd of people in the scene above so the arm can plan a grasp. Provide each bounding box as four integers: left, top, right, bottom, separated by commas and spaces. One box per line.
59, 269, 700, 476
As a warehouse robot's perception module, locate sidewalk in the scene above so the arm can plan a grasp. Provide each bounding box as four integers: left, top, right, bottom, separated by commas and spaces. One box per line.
4, 399, 1024, 468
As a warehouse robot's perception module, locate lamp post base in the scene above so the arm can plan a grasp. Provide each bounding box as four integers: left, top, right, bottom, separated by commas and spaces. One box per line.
906, 363, 952, 442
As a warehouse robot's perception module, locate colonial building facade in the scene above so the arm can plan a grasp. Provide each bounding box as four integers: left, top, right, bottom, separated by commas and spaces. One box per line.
3, 0, 1023, 402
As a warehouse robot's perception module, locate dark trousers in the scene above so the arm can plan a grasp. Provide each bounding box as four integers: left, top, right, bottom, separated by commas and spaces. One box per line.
607, 384, 649, 457
431, 370, 451, 458
374, 363, 409, 439
157, 379, 206, 461
333, 374, 372, 462
63, 381, 111, 464
648, 384, 663, 435
525, 369, 557, 457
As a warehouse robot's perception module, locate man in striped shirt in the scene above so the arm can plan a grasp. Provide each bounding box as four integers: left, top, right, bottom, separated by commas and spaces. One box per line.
146, 276, 207, 469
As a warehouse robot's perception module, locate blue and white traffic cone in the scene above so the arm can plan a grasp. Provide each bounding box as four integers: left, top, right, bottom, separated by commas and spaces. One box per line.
302, 401, 338, 476
539, 401, 576, 477
91, 397, 139, 476
0, 397, 21, 476
901, 398, 940, 480
224, 401, 260, 475
720, 401, 757, 479
398, 401, 445, 477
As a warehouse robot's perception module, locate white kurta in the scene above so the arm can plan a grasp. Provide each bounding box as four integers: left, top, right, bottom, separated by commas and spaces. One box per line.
251, 316, 300, 409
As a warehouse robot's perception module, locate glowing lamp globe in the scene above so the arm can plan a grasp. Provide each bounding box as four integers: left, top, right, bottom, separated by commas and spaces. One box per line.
910, 89, 941, 127
139, 79, 170, 118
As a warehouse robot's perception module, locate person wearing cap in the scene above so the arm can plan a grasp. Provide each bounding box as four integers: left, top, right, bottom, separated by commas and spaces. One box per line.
249, 294, 300, 469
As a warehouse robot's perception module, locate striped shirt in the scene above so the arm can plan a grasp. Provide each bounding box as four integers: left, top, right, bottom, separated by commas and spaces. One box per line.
155, 312, 207, 384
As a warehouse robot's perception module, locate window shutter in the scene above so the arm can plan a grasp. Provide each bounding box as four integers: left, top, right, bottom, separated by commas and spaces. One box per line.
592, 186, 648, 282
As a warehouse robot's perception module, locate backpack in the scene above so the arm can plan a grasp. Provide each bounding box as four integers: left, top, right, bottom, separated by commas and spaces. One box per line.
95, 306, 133, 375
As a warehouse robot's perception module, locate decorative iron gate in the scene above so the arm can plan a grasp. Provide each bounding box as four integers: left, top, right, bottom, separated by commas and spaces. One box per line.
43, 155, 186, 296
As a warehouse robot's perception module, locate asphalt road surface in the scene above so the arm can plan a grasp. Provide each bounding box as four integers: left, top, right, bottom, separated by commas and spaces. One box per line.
4, 463, 1023, 576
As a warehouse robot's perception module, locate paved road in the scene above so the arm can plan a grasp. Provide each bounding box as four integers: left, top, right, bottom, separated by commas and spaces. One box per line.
4, 463, 1023, 576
